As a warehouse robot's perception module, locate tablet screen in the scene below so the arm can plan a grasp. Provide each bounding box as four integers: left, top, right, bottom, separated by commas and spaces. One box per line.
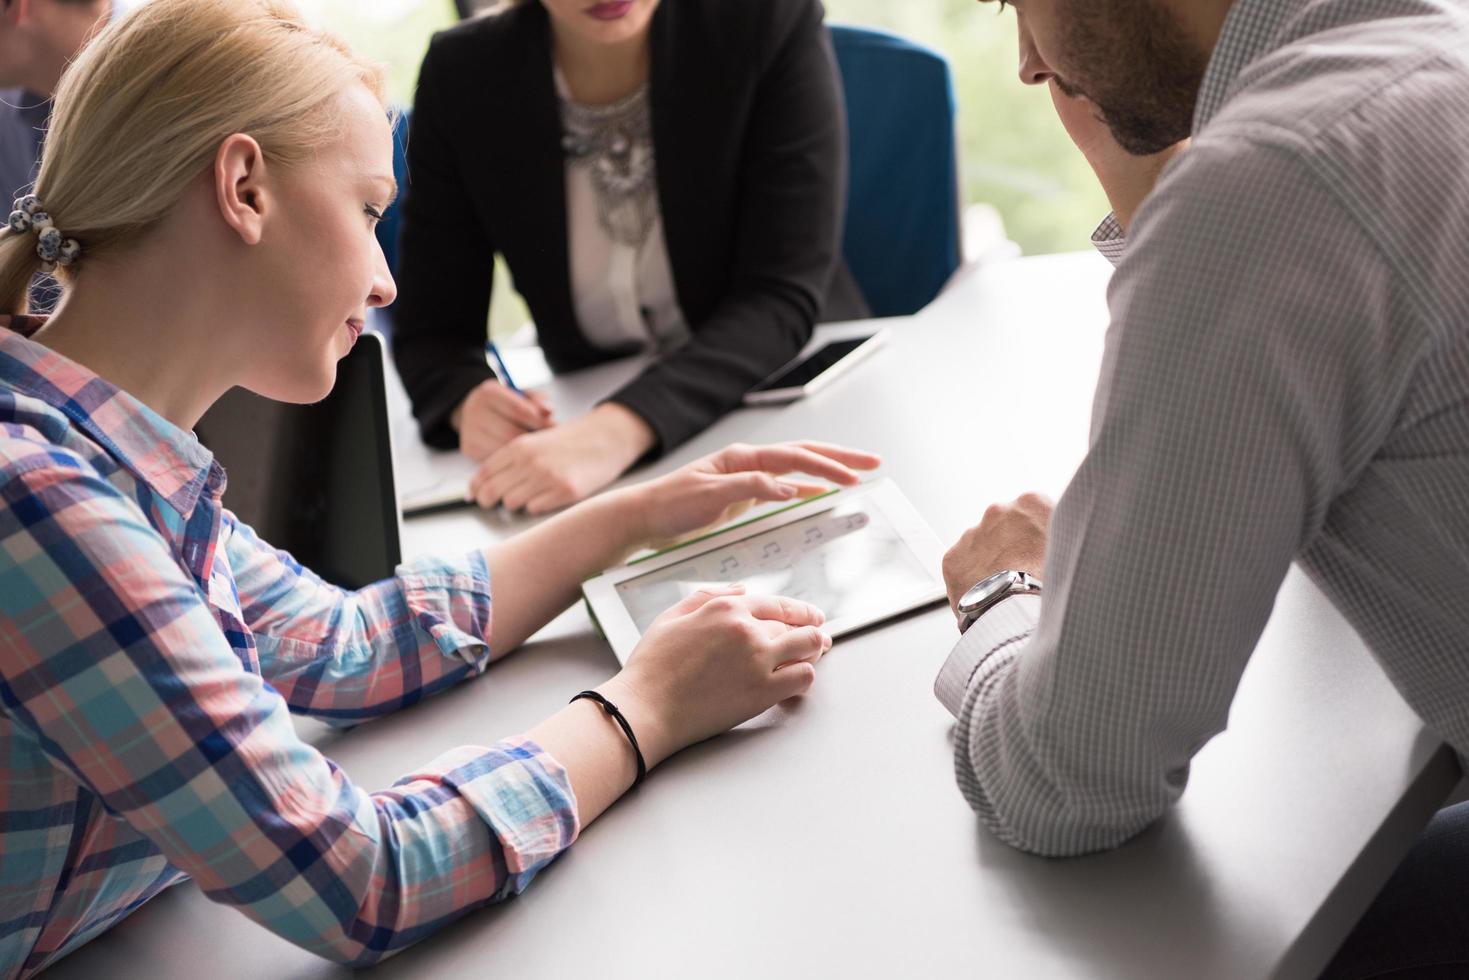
615, 498, 937, 632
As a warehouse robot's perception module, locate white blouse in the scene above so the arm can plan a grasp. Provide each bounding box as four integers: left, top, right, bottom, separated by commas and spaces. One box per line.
556, 69, 690, 353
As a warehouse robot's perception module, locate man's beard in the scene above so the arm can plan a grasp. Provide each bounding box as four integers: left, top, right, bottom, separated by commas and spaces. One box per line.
1058, 0, 1210, 155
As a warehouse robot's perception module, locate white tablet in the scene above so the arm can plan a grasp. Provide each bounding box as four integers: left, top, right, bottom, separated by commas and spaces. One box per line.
583, 479, 948, 663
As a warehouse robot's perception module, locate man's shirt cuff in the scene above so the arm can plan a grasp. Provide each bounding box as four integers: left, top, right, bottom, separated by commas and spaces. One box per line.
934, 594, 1042, 717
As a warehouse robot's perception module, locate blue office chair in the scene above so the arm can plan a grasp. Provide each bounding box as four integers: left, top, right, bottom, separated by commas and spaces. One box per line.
830, 25, 964, 318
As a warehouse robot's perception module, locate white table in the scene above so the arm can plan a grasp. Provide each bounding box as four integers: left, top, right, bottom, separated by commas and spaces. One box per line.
49, 253, 1458, 980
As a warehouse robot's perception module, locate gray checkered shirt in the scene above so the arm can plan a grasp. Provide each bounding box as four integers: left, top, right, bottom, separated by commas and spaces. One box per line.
935, 0, 1469, 857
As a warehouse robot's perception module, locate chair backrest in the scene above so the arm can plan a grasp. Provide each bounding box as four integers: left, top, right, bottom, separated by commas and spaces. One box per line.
377, 108, 412, 284
830, 24, 963, 318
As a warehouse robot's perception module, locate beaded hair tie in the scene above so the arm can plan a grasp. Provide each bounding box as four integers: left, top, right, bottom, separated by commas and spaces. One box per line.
7, 195, 83, 273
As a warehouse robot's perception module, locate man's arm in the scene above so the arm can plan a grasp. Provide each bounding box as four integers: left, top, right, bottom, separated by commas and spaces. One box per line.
941, 135, 1404, 856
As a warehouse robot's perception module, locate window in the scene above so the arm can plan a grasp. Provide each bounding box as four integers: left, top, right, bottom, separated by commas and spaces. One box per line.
301, 0, 1102, 256
294, 0, 459, 106
292, 0, 1106, 342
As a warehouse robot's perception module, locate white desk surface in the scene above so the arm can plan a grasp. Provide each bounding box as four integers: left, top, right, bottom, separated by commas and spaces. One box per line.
49, 253, 1458, 980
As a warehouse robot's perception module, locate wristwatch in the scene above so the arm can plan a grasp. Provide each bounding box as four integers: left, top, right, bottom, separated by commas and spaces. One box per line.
956, 570, 1042, 634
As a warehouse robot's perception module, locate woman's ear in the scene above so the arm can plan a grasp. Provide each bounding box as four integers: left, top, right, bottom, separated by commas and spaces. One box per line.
214, 133, 269, 246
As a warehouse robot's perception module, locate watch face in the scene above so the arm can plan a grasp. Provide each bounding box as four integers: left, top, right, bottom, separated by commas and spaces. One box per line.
959, 570, 1021, 613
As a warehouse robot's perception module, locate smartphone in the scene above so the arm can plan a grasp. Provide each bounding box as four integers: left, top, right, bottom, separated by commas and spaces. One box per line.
743, 330, 888, 405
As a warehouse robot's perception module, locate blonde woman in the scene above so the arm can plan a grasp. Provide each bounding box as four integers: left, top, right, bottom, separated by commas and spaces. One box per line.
0, 1, 879, 974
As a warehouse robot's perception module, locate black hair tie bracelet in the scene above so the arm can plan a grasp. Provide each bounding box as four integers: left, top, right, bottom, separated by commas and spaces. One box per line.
569, 690, 648, 787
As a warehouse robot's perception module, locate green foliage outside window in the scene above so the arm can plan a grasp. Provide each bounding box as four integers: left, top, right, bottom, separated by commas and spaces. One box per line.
295, 0, 460, 105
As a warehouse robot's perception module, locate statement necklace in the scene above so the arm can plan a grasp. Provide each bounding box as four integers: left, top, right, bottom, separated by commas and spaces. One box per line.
559, 82, 659, 248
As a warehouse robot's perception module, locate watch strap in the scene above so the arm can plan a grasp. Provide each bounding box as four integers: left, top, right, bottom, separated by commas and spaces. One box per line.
957, 571, 1042, 634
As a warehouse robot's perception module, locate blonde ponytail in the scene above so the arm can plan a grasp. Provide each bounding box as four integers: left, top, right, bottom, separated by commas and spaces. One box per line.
0, 228, 45, 316
0, 0, 387, 315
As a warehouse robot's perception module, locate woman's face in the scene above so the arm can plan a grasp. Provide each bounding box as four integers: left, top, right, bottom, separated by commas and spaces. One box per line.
538, 0, 661, 49
241, 83, 397, 405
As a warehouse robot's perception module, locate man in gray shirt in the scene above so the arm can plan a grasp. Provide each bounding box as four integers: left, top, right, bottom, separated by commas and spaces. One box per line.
935, 0, 1469, 973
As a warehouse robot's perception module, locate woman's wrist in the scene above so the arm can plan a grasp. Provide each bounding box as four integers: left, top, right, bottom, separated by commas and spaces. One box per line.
596, 672, 679, 770
593, 484, 654, 557
588, 402, 656, 463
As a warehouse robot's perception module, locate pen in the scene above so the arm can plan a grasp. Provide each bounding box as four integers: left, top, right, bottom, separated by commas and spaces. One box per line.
403, 496, 478, 520
485, 341, 523, 395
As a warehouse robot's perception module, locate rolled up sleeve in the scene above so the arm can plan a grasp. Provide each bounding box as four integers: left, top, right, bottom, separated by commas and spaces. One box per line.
225, 514, 498, 723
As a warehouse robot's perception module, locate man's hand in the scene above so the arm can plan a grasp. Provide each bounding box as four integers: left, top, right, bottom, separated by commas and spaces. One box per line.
467, 402, 656, 514
942, 493, 1055, 614
1049, 80, 1188, 234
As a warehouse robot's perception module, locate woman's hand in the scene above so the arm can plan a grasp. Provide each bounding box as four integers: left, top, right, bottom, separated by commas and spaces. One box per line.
597, 586, 833, 767
473, 440, 876, 658
468, 402, 655, 513
631, 441, 883, 550
452, 379, 556, 462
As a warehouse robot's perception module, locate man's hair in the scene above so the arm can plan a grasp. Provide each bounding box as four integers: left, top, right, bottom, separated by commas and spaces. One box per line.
0, 0, 388, 313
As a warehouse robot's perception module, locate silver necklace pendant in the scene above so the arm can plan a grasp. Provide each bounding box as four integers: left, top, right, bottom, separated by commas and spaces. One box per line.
559, 84, 658, 248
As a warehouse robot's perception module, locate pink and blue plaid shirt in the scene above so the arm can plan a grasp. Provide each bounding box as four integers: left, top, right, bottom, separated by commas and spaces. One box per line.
0, 316, 579, 978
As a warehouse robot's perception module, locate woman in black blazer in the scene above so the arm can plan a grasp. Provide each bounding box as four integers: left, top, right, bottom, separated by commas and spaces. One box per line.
393, 0, 865, 513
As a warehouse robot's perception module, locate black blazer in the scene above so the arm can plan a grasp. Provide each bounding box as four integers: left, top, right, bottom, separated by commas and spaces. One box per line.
392, 0, 865, 454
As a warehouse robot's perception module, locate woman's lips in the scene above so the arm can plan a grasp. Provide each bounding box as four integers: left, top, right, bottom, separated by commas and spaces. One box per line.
586, 1, 632, 21
345, 319, 365, 345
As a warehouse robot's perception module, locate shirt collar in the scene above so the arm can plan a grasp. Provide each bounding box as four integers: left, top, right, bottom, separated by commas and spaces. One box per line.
1194, 0, 1314, 132
0, 315, 223, 518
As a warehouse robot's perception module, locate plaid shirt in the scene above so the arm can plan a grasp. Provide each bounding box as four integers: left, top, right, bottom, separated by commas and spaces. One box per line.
0, 316, 578, 977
